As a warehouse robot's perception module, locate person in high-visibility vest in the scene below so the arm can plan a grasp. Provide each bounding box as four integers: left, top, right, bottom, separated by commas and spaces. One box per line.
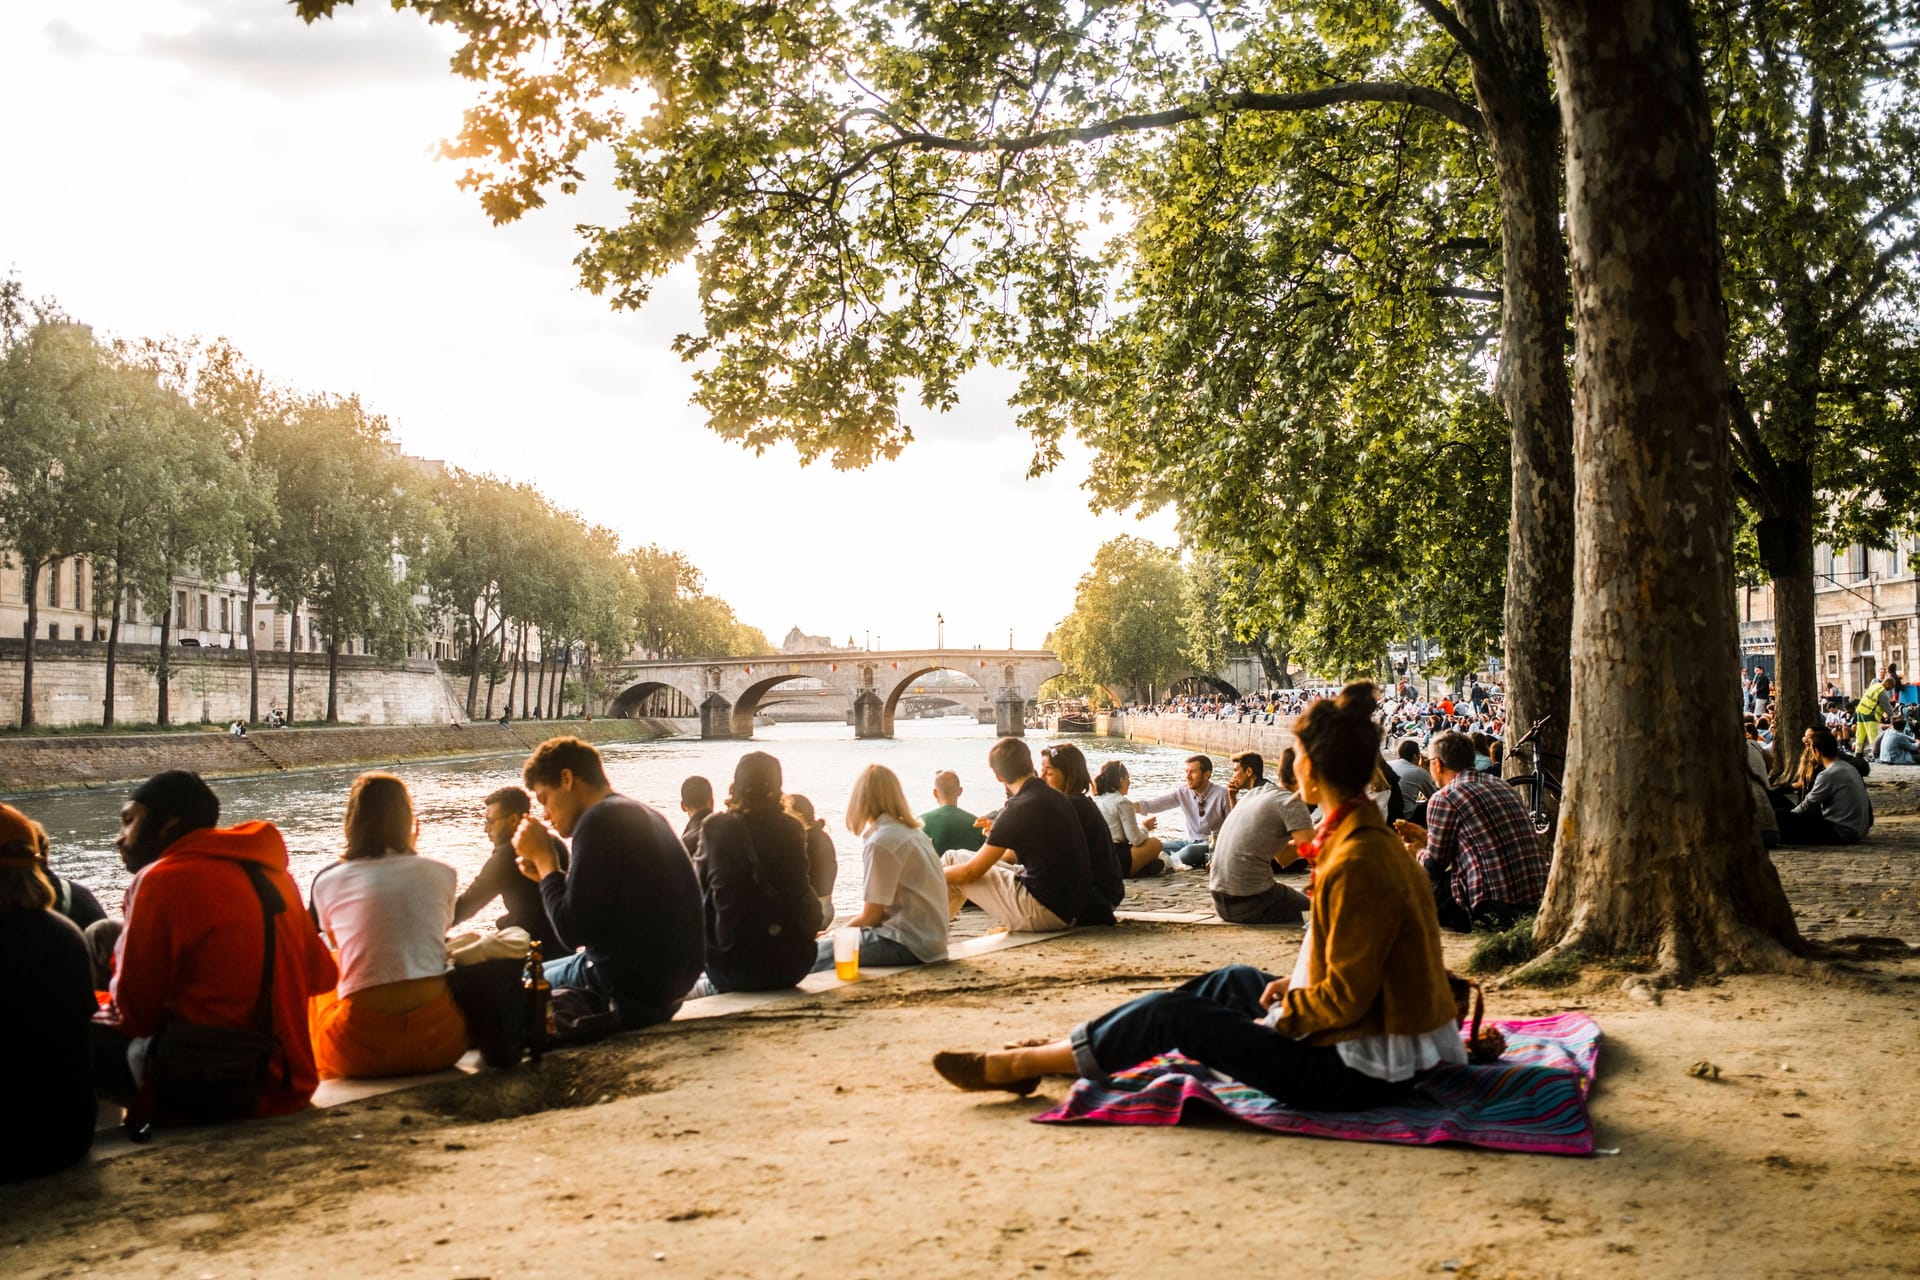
1856, 678, 1896, 750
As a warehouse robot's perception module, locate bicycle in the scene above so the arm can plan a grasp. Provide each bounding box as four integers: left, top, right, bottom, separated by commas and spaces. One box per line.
1504, 715, 1562, 836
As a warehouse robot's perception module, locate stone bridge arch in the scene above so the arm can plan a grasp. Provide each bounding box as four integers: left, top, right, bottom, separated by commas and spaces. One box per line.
876, 665, 986, 738
729, 673, 827, 737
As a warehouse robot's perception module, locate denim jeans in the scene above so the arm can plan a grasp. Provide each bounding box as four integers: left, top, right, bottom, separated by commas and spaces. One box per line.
543, 950, 679, 1029
809, 929, 926, 972
1159, 839, 1212, 868
1068, 964, 1411, 1111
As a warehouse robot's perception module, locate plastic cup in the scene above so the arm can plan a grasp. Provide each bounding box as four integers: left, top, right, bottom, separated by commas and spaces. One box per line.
832, 926, 861, 981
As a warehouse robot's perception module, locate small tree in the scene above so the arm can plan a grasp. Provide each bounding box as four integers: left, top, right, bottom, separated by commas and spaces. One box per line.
1051, 537, 1192, 703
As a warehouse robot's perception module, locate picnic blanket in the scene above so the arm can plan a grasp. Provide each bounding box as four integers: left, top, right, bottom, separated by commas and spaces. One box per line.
1034, 1011, 1602, 1156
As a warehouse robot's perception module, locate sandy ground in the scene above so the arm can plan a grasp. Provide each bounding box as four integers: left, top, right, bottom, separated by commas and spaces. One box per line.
4, 925, 1916, 1280
6, 777, 1920, 1279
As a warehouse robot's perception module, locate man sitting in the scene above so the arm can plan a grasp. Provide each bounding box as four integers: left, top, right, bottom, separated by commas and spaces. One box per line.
678, 775, 715, 858
92, 771, 337, 1122
514, 737, 706, 1027
1780, 727, 1874, 845
1134, 754, 1231, 869
451, 785, 568, 955
1387, 738, 1440, 822
920, 770, 986, 856
1395, 731, 1550, 932
942, 737, 1087, 932
1208, 752, 1312, 925
1875, 718, 1919, 766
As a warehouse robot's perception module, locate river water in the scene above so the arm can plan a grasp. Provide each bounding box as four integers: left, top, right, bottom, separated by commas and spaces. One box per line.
11, 720, 1202, 917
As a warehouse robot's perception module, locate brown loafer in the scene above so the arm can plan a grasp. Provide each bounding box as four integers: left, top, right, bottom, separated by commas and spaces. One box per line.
933, 1050, 1040, 1095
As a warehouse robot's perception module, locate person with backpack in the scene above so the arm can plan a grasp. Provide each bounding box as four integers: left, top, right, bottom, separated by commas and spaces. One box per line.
92, 771, 337, 1123
686, 752, 819, 996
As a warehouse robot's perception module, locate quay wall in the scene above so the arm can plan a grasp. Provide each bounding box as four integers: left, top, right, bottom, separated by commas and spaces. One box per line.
0, 640, 465, 730
0, 717, 675, 796
1099, 711, 1298, 762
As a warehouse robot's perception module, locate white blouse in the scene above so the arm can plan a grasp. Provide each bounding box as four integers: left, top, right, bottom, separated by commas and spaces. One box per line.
1269, 923, 1468, 1081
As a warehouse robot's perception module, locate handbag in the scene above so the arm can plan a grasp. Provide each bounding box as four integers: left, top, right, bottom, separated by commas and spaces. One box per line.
1447, 972, 1508, 1065
140, 862, 285, 1124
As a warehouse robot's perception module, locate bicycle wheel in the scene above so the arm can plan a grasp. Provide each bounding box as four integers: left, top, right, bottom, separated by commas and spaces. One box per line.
1505, 774, 1550, 833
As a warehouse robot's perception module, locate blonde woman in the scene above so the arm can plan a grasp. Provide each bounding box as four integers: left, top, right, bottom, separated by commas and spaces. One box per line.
307, 773, 467, 1079
810, 764, 949, 972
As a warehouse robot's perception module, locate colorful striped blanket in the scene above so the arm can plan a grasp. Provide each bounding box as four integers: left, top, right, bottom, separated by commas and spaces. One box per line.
1033, 1012, 1602, 1156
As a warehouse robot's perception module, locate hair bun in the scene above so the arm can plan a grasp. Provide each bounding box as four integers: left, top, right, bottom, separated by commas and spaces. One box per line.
1336, 680, 1380, 721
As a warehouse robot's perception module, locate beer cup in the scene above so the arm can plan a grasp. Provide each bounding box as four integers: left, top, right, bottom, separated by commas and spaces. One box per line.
832, 926, 861, 981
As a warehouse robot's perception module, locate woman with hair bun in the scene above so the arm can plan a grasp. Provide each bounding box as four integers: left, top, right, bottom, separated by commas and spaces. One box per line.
933, 682, 1466, 1108
689, 751, 819, 995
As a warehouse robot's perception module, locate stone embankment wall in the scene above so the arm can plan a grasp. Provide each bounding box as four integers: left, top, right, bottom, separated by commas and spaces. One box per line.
0, 718, 673, 795
1100, 711, 1298, 762
0, 640, 464, 729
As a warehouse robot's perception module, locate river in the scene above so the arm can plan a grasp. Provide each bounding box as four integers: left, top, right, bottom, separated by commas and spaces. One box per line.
11, 720, 1204, 917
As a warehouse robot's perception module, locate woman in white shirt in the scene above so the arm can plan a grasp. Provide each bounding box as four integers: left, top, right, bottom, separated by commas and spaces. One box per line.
810, 764, 949, 972
307, 773, 467, 1079
1091, 761, 1165, 877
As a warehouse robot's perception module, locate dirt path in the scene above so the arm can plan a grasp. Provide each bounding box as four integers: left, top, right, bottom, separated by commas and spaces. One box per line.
6, 924, 1916, 1279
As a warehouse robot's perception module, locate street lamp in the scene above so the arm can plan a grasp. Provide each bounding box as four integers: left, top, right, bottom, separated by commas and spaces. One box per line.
937, 612, 945, 649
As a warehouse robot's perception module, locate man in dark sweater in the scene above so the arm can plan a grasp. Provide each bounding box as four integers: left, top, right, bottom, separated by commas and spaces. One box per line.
514, 738, 705, 1027
451, 785, 568, 954
942, 737, 1087, 932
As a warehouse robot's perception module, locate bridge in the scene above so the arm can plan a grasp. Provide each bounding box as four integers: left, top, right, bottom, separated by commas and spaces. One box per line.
605, 649, 1064, 739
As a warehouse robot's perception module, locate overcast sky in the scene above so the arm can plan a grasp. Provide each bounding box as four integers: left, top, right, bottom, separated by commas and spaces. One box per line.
0, 0, 1177, 652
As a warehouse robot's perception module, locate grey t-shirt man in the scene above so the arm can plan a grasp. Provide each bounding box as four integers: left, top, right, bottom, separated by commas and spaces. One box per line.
1794, 760, 1873, 841
1208, 780, 1314, 898
1388, 757, 1440, 813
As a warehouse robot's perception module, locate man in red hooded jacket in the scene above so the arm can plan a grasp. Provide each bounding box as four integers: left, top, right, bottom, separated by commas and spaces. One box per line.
92, 771, 337, 1120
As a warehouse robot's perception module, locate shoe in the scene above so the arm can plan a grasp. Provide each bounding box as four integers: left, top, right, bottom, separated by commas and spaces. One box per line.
933, 1050, 1040, 1095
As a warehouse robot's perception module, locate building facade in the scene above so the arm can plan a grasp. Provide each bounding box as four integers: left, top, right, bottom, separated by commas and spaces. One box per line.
1738, 537, 1919, 698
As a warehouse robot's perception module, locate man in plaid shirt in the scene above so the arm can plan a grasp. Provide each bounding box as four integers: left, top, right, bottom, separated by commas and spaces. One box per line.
1394, 730, 1550, 931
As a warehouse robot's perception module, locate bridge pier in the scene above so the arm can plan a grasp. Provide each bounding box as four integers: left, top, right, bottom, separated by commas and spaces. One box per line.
699, 694, 734, 740
852, 689, 888, 739
993, 688, 1026, 738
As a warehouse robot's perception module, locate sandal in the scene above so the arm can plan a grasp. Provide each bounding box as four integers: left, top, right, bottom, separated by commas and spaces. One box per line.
932, 1050, 1040, 1096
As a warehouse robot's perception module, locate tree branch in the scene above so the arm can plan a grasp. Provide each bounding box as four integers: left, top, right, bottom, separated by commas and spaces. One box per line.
1727, 381, 1784, 514
838, 82, 1484, 178
1428, 286, 1503, 302
1415, 0, 1493, 66
1826, 230, 1920, 339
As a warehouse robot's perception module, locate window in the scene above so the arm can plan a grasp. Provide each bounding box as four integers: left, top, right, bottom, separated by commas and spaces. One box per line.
220, 597, 231, 631
74, 560, 85, 610
46, 559, 59, 609
47, 623, 58, 640
1827, 651, 1841, 677
199, 594, 210, 629
174, 590, 188, 627
72, 625, 83, 641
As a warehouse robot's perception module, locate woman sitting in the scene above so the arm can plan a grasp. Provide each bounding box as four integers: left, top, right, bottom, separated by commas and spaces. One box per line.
933, 682, 1465, 1108
1092, 761, 1165, 877
0, 803, 96, 1181
691, 752, 819, 995
308, 773, 468, 1080
783, 793, 839, 931
812, 765, 949, 972
1040, 743, 1122, 921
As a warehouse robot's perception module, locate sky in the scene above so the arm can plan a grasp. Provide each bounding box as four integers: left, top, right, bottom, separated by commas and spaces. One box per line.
0, 0, 1177, 653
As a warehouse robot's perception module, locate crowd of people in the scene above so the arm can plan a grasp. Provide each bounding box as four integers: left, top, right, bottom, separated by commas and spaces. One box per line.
0, 673, 1663, 1184
1133, 679, 1508, 747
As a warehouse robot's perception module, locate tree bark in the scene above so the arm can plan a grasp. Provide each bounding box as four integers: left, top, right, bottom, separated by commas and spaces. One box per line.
286, 601, 299, 723
155, 593, 174, 727
1756, 476, 1819, 782
245, 561, 260, 724
1456, 0, 1576, 804
103, 573, 124, 729
1533, 0, 1802, 976
19, 561, 40, 730
534, 650, 548, 720
326, 639, 340, 723
465, 610, 483, 718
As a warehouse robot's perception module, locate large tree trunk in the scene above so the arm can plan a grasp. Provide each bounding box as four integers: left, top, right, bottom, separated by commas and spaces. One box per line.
1533, 0, 1802, 976
1457, 0, 1576, 800
103, 572, 125, 729
1253, 638, 1292, 690
326, 639, 340, 723
156, 593, 174, 727
286, 601, 299, 723
1756, 470, 1819, 782
464, 611, 483, 718
534, 650, 548, 720
245, 561, 260, 724
19, 561, 40, 730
